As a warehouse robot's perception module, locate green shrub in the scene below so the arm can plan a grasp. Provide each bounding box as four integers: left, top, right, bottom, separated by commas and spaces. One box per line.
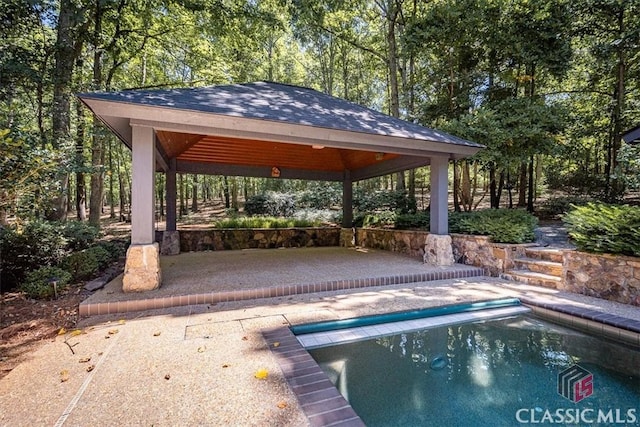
94, 239, 128, 260
354, 188, 417, 214
244, 192, 296, 217
395, 211, 430, 229
19, 267, 72, 299
0, 221, 68, 291
213, 217, 320, 229
62, 249, 99, 282
297, 183, 342, 209
449, 209, 538, 243
563, 203, 640, 256
85, 245, 115, 269
62, 221, 101, 250
362, 211, 397, 228
537, 196, 591, 220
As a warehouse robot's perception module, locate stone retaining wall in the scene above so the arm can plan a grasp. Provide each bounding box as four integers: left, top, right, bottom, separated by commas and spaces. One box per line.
352, 228, 530, 275
562, 251, 640, 306
166, 227, 341, 252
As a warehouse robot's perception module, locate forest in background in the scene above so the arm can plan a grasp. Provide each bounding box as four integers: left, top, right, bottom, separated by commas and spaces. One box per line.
2, 0, 640, 228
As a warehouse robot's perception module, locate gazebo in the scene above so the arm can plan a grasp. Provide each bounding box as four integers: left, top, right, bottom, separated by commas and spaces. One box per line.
78, 82, 483, 292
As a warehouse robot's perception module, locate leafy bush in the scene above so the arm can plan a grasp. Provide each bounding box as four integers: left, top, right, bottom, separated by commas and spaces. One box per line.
0, 221, 68, 291
294, 208, 339, 224
92, 240, 129, 268
450, 210, 534, 243
19, 266, 72, 299
395, 211, 430, 229
85, 245, 116, 269
537, 196, 591, 220
297, 183, 342, 209
354, 188, 417, 214
62, 221, 101, 250
244, 192, 296, 217
563, 203, 640, 256
62, 249, 100, 282
361, 211, 397, 228
214, 217, 320, 229
449, 209, 538, 243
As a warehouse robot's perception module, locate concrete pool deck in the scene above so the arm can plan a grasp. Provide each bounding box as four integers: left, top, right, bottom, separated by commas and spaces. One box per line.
1, 248, 640, 426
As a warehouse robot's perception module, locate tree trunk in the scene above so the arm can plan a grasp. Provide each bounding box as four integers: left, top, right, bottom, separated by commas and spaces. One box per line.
179, 174, 186, 217
461, 161, 472, 211
108, 138, 115, 218
489, 165, 498, 208
50, 0, 84, 220
453, 161, 461, 212
223, 176, 231, 209
517, 163, 527, 207
231, 177, 239, 210
75, 98, 87, 221
606, 15, 626, 200
88, 1, 104, 227
191, 174, 198, 212
527, 156, 534, 213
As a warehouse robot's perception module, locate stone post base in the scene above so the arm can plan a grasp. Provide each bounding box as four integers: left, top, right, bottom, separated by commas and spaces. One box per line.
424, 234, 455, 266
340, 228, 356, 247
161, 230, 181, 255
123, 243, 162, 292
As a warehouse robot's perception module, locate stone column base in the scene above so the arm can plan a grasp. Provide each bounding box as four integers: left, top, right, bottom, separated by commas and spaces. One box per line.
424, 234, 455, 266
123, 243, 162, 292
340, 228, 356, 247
161, 230, 181, 255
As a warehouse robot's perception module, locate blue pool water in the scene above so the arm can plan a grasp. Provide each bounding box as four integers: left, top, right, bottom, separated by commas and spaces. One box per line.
309, 314, 640, 427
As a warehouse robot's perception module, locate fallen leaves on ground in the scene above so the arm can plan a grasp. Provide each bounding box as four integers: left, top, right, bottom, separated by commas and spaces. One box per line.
254, 368, 268, 380
153, 331, 161, 337
164, 374, 171, 380
272, 342, 280, 348
197, 346, 206, 353
86, 365, 95, 372
60, 370, 69, 382
222, 363, 230, 368
277, 401, 288, 409
78, 357, 91, 363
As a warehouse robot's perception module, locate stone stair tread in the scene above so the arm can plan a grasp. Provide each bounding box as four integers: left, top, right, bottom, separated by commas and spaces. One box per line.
526, 247, 565, 253
514, 257, 562, 267
526, 246, 566, 253
504, 270, 562, 282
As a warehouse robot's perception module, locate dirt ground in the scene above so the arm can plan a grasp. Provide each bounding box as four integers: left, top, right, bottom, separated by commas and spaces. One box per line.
0, 284, 91, 379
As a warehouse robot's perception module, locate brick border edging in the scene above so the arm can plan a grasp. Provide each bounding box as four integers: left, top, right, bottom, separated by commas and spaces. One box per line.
262, 327, 365, 427
79, 267, 485, 316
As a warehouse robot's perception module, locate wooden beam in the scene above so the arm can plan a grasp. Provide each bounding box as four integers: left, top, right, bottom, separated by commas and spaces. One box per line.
351, 155, 432, 181
176, 160, 344, 181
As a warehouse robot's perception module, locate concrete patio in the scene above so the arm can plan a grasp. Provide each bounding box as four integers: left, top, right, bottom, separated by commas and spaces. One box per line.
79, 247, 485, 316
2, 247, 640, 426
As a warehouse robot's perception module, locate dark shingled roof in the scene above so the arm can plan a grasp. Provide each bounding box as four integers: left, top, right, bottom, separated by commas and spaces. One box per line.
79, 81, 482, 148
622, 125, 640, 145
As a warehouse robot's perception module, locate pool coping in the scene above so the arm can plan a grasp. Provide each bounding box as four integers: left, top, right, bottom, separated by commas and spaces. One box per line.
520, 297, 640, 347
264, 299, 640, 426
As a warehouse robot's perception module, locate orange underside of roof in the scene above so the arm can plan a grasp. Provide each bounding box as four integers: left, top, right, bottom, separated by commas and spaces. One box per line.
156, 131, 399, 171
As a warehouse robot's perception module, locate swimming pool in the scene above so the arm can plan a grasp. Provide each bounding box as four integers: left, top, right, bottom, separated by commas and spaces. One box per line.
288, 301, 640, 427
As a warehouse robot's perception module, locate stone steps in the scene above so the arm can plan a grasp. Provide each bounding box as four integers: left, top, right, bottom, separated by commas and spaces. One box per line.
524, 247, 564, 263
501, 270, 563, 289
512, 257, 563, 277
503, 246, 565, 289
